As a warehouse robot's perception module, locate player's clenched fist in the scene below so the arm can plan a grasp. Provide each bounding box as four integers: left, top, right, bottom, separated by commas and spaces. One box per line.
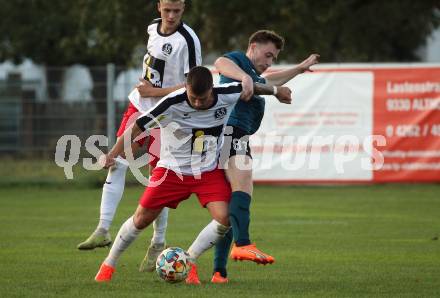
136, 78, 155, 98
275, 86, 292, 104
239, 74, 254, 101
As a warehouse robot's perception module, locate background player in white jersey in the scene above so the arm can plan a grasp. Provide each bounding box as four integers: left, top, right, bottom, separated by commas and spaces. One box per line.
94, 66, 291, 283
77, 0, 202, 273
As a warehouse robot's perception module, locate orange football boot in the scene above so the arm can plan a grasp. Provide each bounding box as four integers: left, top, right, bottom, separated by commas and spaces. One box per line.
230, 243, 275, 264
95, 263, 115, 282
211, 272, 229, 284
185, 262, 201, 285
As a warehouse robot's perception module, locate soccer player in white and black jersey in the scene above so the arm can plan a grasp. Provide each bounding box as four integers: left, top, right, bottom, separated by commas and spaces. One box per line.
77, 0, 202, 272
94, 66, 291, 283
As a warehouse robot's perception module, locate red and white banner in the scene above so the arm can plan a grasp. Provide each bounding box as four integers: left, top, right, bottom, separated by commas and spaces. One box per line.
242, 64, 440, 183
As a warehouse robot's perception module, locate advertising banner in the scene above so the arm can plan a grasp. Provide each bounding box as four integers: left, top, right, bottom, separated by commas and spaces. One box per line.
249, 65, 440, 183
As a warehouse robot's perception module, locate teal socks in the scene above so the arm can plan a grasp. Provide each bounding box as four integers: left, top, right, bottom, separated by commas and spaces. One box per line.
213, 229, 232, 277
229, 191, 251, 246
213, 191, 252, 277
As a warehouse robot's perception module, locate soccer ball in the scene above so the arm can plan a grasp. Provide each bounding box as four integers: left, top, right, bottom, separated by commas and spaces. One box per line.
156, 247, 191, 283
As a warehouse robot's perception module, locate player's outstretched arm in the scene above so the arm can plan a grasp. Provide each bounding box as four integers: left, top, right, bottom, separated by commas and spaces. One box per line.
263, 53, 320, 86
253, 83, 292, 104
99, 123, 144, 169
136, 79, 184, 98
215, 57, 254, 100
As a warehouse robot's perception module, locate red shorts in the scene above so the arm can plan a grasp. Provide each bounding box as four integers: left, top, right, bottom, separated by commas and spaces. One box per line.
117, 102, 160, 167
139, 167, 232, 209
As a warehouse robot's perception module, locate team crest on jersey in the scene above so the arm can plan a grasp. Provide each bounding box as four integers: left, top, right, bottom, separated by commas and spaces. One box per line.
214, 107, 227, 120
162, 43, 173, 56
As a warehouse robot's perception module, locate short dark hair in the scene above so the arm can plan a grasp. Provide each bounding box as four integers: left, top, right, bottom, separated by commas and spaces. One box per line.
186, 66, 213, 95
248, 30, 285, 50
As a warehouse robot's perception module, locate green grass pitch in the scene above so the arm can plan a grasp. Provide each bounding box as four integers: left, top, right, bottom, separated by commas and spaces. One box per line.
1, 184, 439, 297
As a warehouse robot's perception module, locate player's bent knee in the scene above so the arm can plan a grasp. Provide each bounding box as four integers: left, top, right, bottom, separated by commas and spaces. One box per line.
210, 211, 229, 226
214, 214, 229, 227
230, 178, 253, 195
226, 168, 253, 194
133, 205, 161, 229
206, 202, 229, 226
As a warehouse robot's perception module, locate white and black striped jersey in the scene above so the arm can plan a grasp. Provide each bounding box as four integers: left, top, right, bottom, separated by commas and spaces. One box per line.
129, 19, 202, 112
136, 83, 242, 175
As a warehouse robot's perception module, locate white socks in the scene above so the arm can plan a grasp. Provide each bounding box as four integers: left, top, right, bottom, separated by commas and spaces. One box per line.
151, 207, 169, 244
97, 157, 129, 232
104, 216, 142, 267
95, 157, 169, 248
187, 220, 230, 261
103, 217, 229, 268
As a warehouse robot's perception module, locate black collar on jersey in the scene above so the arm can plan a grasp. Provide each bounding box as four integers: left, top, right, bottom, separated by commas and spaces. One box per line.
185, 89, 218, 111
136, 92, 187, 131
156, 19, 184, 37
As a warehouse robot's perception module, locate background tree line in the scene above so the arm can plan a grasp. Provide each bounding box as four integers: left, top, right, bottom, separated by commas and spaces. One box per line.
0, 0, 439, 66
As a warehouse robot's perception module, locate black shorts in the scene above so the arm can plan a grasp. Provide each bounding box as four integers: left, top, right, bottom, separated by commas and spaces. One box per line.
219, 126, 252, 166
230, 126, 252, 158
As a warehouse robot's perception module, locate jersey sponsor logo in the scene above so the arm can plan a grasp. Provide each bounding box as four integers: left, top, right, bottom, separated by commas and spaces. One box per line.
144, 54, 165, 87
191, 125, 224, 161
193, 130, 205, 153
162, 43, 173, 56
214, 107, 227, 120
182, 112, 191, 119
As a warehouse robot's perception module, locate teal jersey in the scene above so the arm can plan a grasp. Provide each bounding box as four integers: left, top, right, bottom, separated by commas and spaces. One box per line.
220, 51, 266, 135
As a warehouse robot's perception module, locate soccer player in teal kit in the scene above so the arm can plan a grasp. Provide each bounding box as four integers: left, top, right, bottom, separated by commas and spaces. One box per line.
210, 30, 320, 283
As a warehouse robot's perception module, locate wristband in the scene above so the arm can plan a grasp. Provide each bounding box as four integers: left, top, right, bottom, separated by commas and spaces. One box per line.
273, 85, 278, 95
